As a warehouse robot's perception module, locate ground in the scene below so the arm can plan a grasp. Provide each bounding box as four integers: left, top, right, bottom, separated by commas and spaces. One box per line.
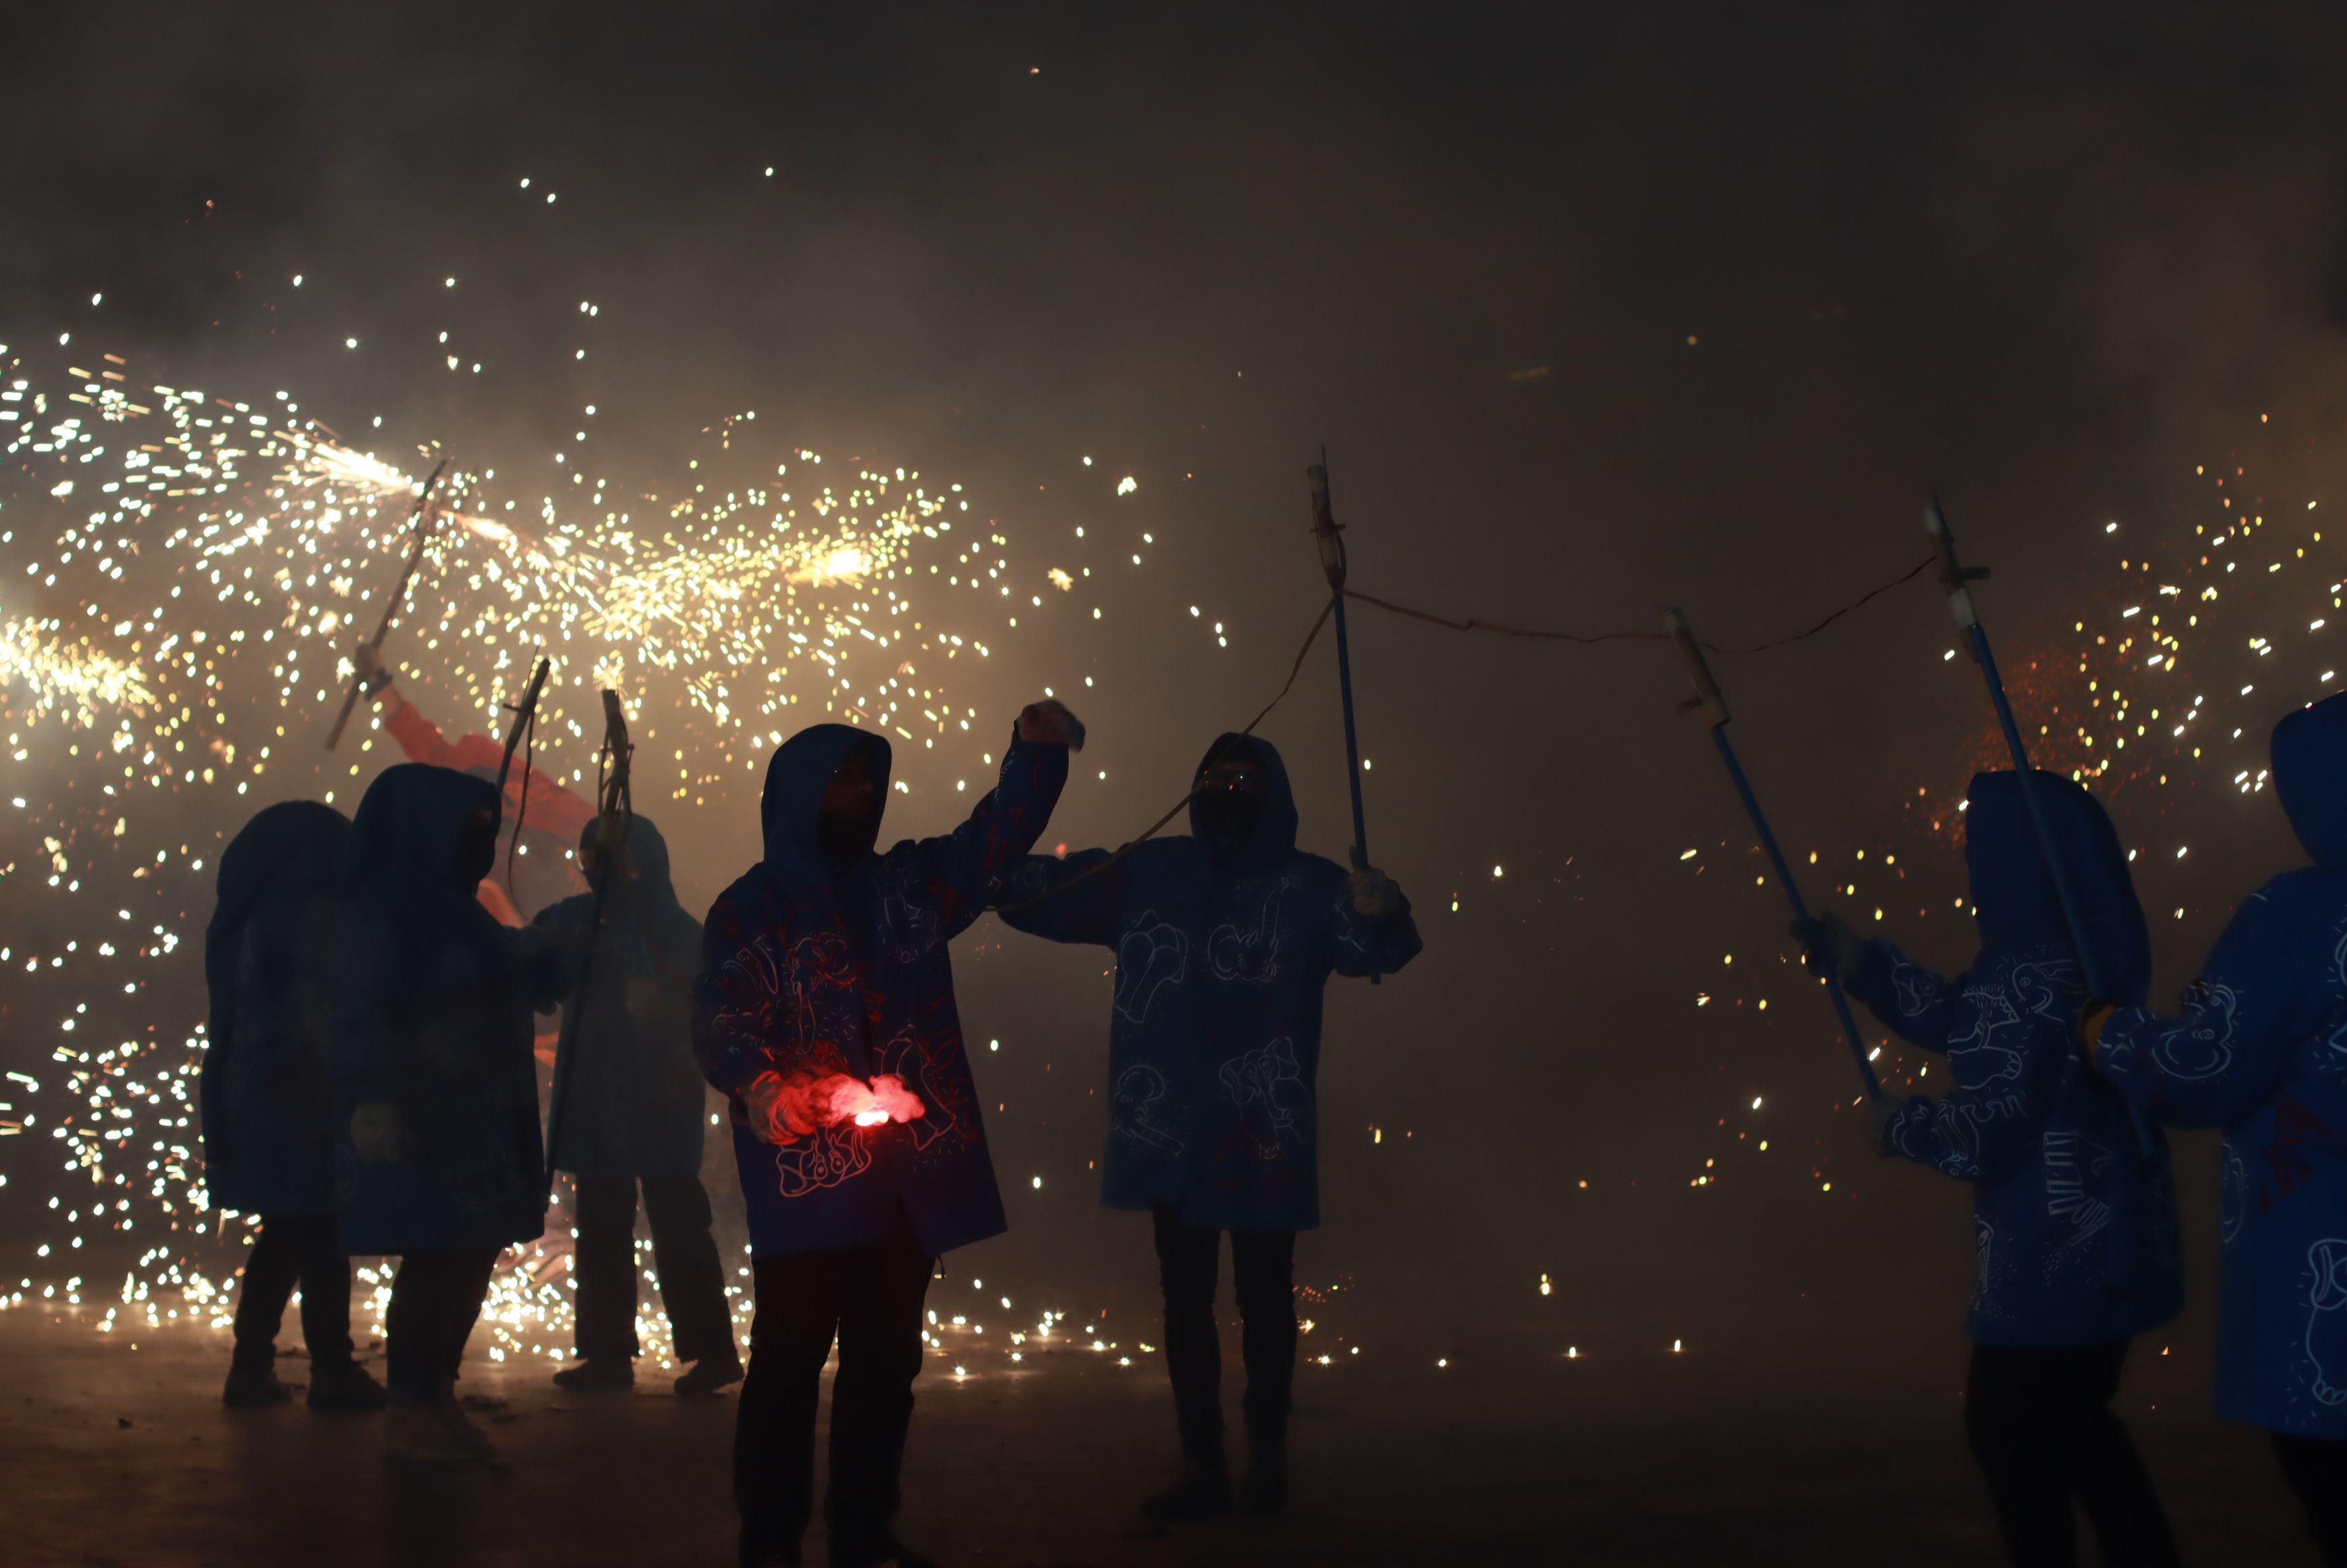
0, 1305, 2322, 1567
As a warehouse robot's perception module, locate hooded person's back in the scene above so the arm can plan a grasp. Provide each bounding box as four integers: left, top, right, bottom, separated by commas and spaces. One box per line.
1841, 769, 2182, 1347
534, 815, 708, 1180
326, 763, 552, 1256
996, 733, 1424, 1233
202, 801, 352, 1217
692, 719, 1068, 1260
2098, 693, 2347, 1436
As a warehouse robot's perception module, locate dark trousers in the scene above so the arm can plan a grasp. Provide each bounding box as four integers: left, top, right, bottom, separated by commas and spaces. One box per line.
383, 1248, 500, 1404
1151, 1206, 1297, 1463
1964, 1340, 2181, 1568
735, 1217, 933, 1568
2275, 1433, 2347, 1567
231, 1212, 353, 1373
573, 1172, 736, 1366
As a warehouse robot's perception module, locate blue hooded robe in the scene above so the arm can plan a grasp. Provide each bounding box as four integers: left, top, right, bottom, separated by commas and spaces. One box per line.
326, 764, 556, 1255
996, 734, 1424, 1233
201, 801, 352, 1217
534, 816, 708, 1180
2099, 693, 2347, 1437
1844, 770, 2182, 1347
693, 725, 1067, 1260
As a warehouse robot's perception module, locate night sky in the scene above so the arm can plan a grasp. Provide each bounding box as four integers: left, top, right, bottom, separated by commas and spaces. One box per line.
6, 3, 2347, 1360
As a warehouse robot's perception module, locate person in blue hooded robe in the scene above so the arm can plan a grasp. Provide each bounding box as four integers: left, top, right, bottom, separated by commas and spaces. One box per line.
1807, 770, 2183, 1568
201, 800, 386, 1412
696, 700, 1076, 1568
994, 732, 1422, 1522
2085, 693, 2347, 1565
326, 763, 565, 1466
533, 814, 739, 1396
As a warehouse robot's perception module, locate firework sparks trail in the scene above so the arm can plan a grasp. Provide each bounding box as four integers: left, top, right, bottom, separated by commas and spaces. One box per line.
0, 339, 1155, 1369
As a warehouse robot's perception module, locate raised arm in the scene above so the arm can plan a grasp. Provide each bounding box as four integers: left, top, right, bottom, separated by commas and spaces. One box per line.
2094, 883, 2329, 1128
888, 712, 1073, 948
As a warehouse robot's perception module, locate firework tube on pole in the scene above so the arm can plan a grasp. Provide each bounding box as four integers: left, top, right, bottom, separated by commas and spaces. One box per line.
546, 688, 634, 1190
1308, 450, 1379, 983
326, 457, 450, 750
1922, 491, 2157, 1160
1668, 609, 1882, 1100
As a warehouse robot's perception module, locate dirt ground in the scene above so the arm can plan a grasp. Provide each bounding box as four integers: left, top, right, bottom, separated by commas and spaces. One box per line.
0, 1302, 2322, 1568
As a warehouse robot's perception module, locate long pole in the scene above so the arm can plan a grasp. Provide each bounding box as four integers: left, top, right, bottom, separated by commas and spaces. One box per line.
1307, 452, 1378, 983
1923, 493, 2156, 1162
495, 657, 553, 795
326, 458, 450, 750
1669, 610, 1882, 1100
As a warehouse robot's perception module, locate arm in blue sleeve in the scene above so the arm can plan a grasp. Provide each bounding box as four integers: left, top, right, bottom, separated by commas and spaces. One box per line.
691, 895, 789, 1098
996, 848, 1127, 946
1881, 964, 2062, 1179
2098, 887, 2326, 1128
892, 731, 1070, 947
1843, 936, 1964, 1052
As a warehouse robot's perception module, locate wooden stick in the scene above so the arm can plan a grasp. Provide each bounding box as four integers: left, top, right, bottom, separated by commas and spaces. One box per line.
325, 458, 450, 750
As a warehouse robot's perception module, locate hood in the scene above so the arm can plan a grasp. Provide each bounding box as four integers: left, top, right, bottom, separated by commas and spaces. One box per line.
1964, 770, 2151, 1004
346, 762, 503, 901
760, 723, 892, 888
2273, 692, 2347, 866
1188, 733, 1299, 868
583, 813, 683, 910
208, 800, 350, 1009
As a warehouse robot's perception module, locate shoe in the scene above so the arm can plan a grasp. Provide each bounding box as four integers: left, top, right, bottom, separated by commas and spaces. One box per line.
1239, 1438, 1288, 1517
674, 1355, 744, 1396
834, 1535, 940, 1568
221, 1363, 294, 1408
306, 1361, 389, 1412
552, 1356, 634, 1392
1142, 1459, 1233, 1523
383, 1403, 483, 1466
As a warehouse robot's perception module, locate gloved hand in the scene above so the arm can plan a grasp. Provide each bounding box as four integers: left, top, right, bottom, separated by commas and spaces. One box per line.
349, 1102, 410, 1167
351, 640, 394, 696
1016, 699, 1086, 750
1348, 866, 1405, 919
1791, 911, 1863, 985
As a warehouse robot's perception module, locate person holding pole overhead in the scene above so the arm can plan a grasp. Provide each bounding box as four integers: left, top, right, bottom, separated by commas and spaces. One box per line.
1804, 769, 2183, 1568
996, 734, 1422, 1523
2083, 691, 2347, 1566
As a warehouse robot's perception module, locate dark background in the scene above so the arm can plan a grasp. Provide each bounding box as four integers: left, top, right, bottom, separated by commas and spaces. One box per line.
5, 0, 2347, 1377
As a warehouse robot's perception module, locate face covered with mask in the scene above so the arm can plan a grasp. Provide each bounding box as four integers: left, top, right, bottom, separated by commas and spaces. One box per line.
817, 741, 886, 868
1194, 741, 1273, 866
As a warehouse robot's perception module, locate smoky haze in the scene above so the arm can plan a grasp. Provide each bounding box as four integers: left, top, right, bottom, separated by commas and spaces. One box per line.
5, 1, 2347, 1367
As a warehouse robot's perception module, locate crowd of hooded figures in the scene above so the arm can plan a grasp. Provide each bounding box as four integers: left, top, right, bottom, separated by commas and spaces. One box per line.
193, 642, 2347, 1568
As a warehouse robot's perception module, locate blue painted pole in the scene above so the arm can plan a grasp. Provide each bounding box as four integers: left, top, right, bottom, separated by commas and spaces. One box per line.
1309, 454, 1380, 983
1924, 494, 2157, 1160
1669, 610, 1883, 1100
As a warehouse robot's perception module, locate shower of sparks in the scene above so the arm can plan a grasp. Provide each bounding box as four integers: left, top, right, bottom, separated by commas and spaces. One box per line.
0, 336, 1236, 1371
